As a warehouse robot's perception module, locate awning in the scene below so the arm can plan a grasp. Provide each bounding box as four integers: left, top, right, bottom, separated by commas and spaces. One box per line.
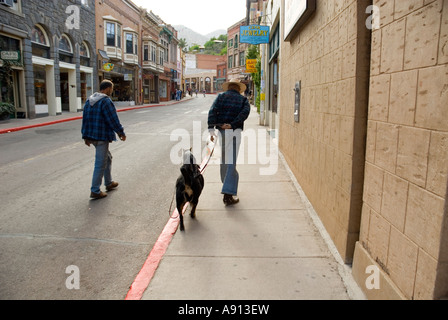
98, 50, 109, 60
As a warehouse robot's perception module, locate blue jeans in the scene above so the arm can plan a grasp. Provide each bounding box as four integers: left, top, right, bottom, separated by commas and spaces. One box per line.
219, 129, 241, 196
91, 141, 113, 194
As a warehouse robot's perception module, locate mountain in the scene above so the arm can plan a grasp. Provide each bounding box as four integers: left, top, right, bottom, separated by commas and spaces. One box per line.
174, 25, 226, 47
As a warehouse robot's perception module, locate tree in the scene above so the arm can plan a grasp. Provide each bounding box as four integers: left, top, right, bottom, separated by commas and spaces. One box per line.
178, 38, 188, 51
246, 45, 261, 112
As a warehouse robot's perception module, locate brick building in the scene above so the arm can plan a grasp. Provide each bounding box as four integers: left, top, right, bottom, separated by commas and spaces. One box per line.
95, 0, 141, 106
0, 0, 97, 118
261, 0, 448, 299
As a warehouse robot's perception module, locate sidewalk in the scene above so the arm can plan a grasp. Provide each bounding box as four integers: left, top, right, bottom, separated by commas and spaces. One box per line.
139, 107, 365, 300
0, 97, 194, 134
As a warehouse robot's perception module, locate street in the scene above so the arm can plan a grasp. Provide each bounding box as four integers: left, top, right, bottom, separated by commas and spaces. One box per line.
0, 96, 213, 299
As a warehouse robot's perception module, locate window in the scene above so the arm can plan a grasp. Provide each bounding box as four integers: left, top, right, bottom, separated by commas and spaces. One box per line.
228, 55, 233, 69
0, 35, 20, 51
125, 32, 138, 54
234, 35, 238, 47
80, 41, 91, 67
106, 22, 115, 47
31, 25, 49, 46
59, 34, 73, 63
105, 21, 122, 48
126, 33, 133, 54
33, 65, 47, 105
239, 51, 245, 67
59, 35, 72, 53
151, 43, 156, 62
31, 25, 50, 59
228, 39, 233, 48
0, 0, 21, 12
117, 25, 122, 48
143, 45, 149, 61
159, 48, 164, 65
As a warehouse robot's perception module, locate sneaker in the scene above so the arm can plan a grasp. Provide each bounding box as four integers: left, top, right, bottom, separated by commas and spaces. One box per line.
223, 194, 239, 206
106, 181, 119, 192
90, 191, 108, 199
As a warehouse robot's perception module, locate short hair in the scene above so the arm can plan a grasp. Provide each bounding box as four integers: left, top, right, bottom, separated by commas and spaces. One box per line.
100, 80, 114, 91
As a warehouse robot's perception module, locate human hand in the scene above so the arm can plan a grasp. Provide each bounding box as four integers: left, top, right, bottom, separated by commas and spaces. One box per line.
221, 124, 232, 130
120, 135, 127, 142
84, 139, 91, 147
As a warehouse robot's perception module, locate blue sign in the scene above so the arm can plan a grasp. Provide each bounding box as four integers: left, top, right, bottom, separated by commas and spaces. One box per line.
240, 25, 270, 45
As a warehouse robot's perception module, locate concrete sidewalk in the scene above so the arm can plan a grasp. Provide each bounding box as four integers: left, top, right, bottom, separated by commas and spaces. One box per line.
141, 108, 365, 300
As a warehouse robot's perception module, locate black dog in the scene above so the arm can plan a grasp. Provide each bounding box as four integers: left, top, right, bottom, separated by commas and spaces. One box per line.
176, 150, 205, 231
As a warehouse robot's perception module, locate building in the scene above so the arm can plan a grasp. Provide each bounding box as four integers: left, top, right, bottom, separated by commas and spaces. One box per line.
184, 53, 225, 94
227, 18, 250, 87
0, 0, 97, 118
261, 0, 448, 299
96, 0, 142, 107
216, 61, 227, 92
141, 9, 164, 104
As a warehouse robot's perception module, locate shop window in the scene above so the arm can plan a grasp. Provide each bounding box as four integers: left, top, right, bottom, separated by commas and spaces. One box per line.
31, 25, 50, 59
33, 65, 47, 105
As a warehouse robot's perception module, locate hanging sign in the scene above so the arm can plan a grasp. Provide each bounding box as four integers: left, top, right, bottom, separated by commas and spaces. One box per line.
103, 63, 114, 72
240, 25, 270, 45
246, 59, 257, 73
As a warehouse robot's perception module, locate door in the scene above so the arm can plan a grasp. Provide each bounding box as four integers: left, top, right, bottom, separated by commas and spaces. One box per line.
60, 72, 69, 111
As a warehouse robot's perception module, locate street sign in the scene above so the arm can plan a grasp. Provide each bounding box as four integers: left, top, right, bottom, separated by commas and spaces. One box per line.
240, 25, 270, 45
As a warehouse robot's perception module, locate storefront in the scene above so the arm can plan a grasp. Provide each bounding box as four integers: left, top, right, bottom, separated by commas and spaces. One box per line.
0, 32, 27, 118
99, 51, 138, 106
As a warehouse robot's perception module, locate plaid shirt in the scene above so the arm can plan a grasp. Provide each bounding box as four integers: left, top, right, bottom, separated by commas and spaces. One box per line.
208, 90, 251, 130
81, 96, 125, 142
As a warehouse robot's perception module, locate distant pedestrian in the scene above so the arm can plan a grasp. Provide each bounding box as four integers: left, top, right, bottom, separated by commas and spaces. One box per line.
195, 89, 198, 97
203, 89, 206, 97
82, 80, 126, 199
208, 79, 250, 206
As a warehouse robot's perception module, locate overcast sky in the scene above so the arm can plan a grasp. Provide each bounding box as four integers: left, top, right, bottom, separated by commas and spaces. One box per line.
132, 0, 247, 34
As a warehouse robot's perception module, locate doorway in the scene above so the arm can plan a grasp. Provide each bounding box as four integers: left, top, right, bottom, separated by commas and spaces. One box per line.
60, 72, 69, 111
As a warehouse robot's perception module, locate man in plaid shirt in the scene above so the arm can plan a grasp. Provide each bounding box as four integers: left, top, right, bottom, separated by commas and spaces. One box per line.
82, 80, 126, 199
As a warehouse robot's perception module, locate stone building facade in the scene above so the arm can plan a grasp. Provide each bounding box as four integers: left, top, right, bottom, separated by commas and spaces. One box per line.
270, 0, 447, 299
0, 0, 97, 118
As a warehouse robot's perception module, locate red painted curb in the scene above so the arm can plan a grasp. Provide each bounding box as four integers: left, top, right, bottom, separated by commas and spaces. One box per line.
125, 149, 213, 300
125, 213, 181, 301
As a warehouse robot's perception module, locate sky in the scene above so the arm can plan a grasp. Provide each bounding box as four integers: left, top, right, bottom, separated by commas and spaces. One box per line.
132, 0, 247, 34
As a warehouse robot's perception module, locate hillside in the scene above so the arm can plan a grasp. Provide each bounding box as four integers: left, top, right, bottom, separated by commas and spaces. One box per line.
174, 25, 226, 46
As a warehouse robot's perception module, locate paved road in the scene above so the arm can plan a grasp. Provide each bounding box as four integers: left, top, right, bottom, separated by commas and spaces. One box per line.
0, 96, 214, 299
